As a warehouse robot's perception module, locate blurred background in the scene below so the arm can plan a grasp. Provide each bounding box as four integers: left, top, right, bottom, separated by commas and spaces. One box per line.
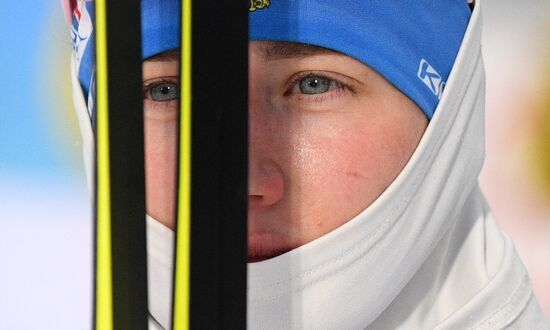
0, 1, 92, 329
479, 0, 550, 318
0, 1, 548, 329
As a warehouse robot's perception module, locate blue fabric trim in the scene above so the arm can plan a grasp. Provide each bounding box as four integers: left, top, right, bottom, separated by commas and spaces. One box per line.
76, 0, 469, 120
73, 2, 95, 100
141, 0, 180, 59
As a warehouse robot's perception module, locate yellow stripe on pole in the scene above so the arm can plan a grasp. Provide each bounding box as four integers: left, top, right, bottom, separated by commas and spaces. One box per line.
173, 0, 192, 329
95, 0, 114, 329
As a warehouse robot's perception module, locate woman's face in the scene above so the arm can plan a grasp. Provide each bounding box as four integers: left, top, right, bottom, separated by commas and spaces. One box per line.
142, 42, 428, 262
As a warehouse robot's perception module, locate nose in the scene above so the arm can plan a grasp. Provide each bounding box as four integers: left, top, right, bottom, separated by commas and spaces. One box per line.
248, 158, 284, 207
248, 81, 285, 208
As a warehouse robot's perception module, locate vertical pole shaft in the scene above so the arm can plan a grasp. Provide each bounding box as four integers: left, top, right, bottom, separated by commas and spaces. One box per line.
172, 1, 248, 329
94, 0, 148, 329
172, 0, 193, 328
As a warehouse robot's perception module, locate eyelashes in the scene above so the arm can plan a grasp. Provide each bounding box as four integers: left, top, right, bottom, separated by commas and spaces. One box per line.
143, 77, 179, 102
285, 71, 353, 104
143, 77, 180, 117
142, 71, 353, 111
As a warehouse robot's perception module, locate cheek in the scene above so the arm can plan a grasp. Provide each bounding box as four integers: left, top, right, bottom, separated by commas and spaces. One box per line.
285, 113, 422, 228
144, 116, 178, 228
287, 125, 375, 203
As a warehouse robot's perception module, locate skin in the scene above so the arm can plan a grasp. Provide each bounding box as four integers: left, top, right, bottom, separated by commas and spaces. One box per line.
142, 42, 428, 262
143, 52, 179, 229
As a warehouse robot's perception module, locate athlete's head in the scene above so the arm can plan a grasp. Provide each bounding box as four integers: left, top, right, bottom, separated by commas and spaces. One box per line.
70, 0, 470, 262
247, 40, 429, 261
247, 0, 470, 261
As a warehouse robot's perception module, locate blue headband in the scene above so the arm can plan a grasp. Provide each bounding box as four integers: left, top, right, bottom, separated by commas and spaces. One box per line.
249, 0, 471, 118
74, 1, 470, 120
141, 0, 180, 59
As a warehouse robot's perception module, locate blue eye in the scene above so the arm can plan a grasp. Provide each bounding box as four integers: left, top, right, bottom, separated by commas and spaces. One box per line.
148, 82, 178, 101
299, 76, 341, 94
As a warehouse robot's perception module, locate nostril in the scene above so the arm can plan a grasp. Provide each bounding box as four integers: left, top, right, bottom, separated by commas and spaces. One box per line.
248, 195, 264, 208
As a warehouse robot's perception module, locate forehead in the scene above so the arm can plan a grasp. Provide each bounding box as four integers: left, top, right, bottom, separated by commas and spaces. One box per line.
145, 43, 343, 63
145, 50, 179, 62
252, 41, 342, 61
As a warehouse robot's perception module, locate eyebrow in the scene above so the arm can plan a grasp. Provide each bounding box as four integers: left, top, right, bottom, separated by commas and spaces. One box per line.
146, 50, 180, 62
259, 42, 339, 61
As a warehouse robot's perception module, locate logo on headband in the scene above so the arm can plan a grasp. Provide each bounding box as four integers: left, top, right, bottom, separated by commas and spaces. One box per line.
71, 0, 93, 62
249, 0, 271, 12
418, 59, 446, 99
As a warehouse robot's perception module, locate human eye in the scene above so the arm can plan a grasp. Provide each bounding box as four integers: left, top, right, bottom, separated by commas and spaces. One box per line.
281, 71, 358, 111
144, 78, 179, 102
297, 75, 343, 95
143, 77, 180, 119
285, 71, 351, 104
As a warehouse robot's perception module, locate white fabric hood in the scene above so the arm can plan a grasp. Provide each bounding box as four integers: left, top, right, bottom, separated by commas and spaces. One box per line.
247, 3, 549, 329
147, 215, 174, 330
70, 1, 548, 328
